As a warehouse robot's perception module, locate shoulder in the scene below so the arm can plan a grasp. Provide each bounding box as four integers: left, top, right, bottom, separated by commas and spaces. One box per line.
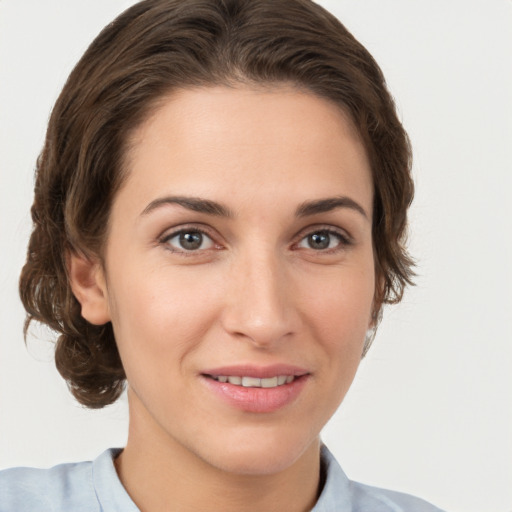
349, 481, 446, 512
316, 445, 446, 512
0, 457, 98, 512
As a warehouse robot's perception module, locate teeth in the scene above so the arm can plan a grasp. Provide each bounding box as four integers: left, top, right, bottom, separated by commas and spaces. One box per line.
242, 376, 261, 387
213, 375, 296, 388
261, 377, 278, 388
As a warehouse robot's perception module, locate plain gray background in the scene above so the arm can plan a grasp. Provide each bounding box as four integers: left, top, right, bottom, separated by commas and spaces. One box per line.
1, 1, 511, 511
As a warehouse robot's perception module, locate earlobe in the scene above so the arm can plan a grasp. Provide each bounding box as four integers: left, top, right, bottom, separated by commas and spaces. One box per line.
67, 252, 111, 325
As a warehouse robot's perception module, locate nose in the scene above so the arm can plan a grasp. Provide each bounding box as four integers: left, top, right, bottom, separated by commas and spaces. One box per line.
220, 249, 300, 348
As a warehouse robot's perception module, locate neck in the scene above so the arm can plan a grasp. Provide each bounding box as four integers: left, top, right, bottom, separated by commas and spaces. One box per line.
115, 391, 322, 512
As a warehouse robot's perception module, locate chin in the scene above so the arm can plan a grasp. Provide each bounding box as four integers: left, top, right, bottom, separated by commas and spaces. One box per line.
197, 427, 319, 476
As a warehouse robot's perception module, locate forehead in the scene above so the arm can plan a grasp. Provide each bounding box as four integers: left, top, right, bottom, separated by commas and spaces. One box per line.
119, 85, 372, 215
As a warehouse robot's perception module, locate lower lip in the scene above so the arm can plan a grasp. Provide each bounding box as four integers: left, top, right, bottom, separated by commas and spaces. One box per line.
201, 375, 309, 413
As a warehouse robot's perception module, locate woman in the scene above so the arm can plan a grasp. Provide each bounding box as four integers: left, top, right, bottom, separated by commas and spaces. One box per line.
0, 0, 444, 510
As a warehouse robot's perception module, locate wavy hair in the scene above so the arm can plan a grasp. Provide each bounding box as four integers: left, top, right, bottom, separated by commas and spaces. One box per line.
20, 0, 414, 408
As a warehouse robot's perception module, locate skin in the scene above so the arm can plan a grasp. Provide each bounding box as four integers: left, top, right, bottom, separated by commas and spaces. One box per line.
70, 85, 375, 512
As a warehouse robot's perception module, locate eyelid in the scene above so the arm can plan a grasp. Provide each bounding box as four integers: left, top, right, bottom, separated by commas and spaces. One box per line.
296, 224, 353, 241
158, 222, 217, 241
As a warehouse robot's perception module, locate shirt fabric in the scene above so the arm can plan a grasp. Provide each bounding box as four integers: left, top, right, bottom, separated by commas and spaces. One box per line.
0, 445, 445, 511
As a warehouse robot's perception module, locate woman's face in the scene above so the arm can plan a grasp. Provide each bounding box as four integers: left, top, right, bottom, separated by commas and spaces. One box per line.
92, 85, 375, 474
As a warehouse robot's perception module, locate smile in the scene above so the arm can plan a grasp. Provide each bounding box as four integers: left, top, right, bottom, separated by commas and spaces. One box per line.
201, 368, 309, 413
208, 375, 296, 388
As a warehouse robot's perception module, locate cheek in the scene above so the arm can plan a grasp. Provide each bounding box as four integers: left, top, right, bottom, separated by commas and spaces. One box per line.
106, 263, 224, 366
300, 264, 375, 343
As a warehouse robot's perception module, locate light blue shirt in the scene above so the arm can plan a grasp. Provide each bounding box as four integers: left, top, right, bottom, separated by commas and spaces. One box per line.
0, 445, 445, 511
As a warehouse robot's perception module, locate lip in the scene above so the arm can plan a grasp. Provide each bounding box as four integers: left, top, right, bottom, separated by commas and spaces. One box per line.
200, 364, 310, 413
201, 364, 309, 379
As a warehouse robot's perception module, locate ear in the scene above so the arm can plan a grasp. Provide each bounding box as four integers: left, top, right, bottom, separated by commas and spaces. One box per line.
68, 252, 111, 325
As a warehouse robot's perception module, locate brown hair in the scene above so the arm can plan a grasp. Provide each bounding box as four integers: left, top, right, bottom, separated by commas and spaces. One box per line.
20, 0, 414, 408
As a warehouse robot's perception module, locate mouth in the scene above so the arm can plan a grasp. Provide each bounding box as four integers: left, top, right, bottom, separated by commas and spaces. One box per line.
200, 365, 310, 413
205, 374, 297, 388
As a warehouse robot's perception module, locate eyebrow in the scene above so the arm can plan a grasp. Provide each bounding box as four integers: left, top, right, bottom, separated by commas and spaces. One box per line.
141, 196, 234, 217
141, 195, 368, 220
295, 196, 368, 219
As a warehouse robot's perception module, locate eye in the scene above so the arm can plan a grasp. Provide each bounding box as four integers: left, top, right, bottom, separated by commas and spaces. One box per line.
163, 229, 215, 252
297, 229, 350, 251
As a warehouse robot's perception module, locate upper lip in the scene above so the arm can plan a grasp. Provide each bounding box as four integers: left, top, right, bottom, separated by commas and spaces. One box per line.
201, 364, 310, 379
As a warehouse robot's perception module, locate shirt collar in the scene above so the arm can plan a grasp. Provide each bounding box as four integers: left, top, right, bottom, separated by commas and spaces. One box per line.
312, 444, 353, 511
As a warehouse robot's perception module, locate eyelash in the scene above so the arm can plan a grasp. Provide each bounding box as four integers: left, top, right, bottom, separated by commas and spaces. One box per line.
295, 227, 353, 254
159, 225, 353, 255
